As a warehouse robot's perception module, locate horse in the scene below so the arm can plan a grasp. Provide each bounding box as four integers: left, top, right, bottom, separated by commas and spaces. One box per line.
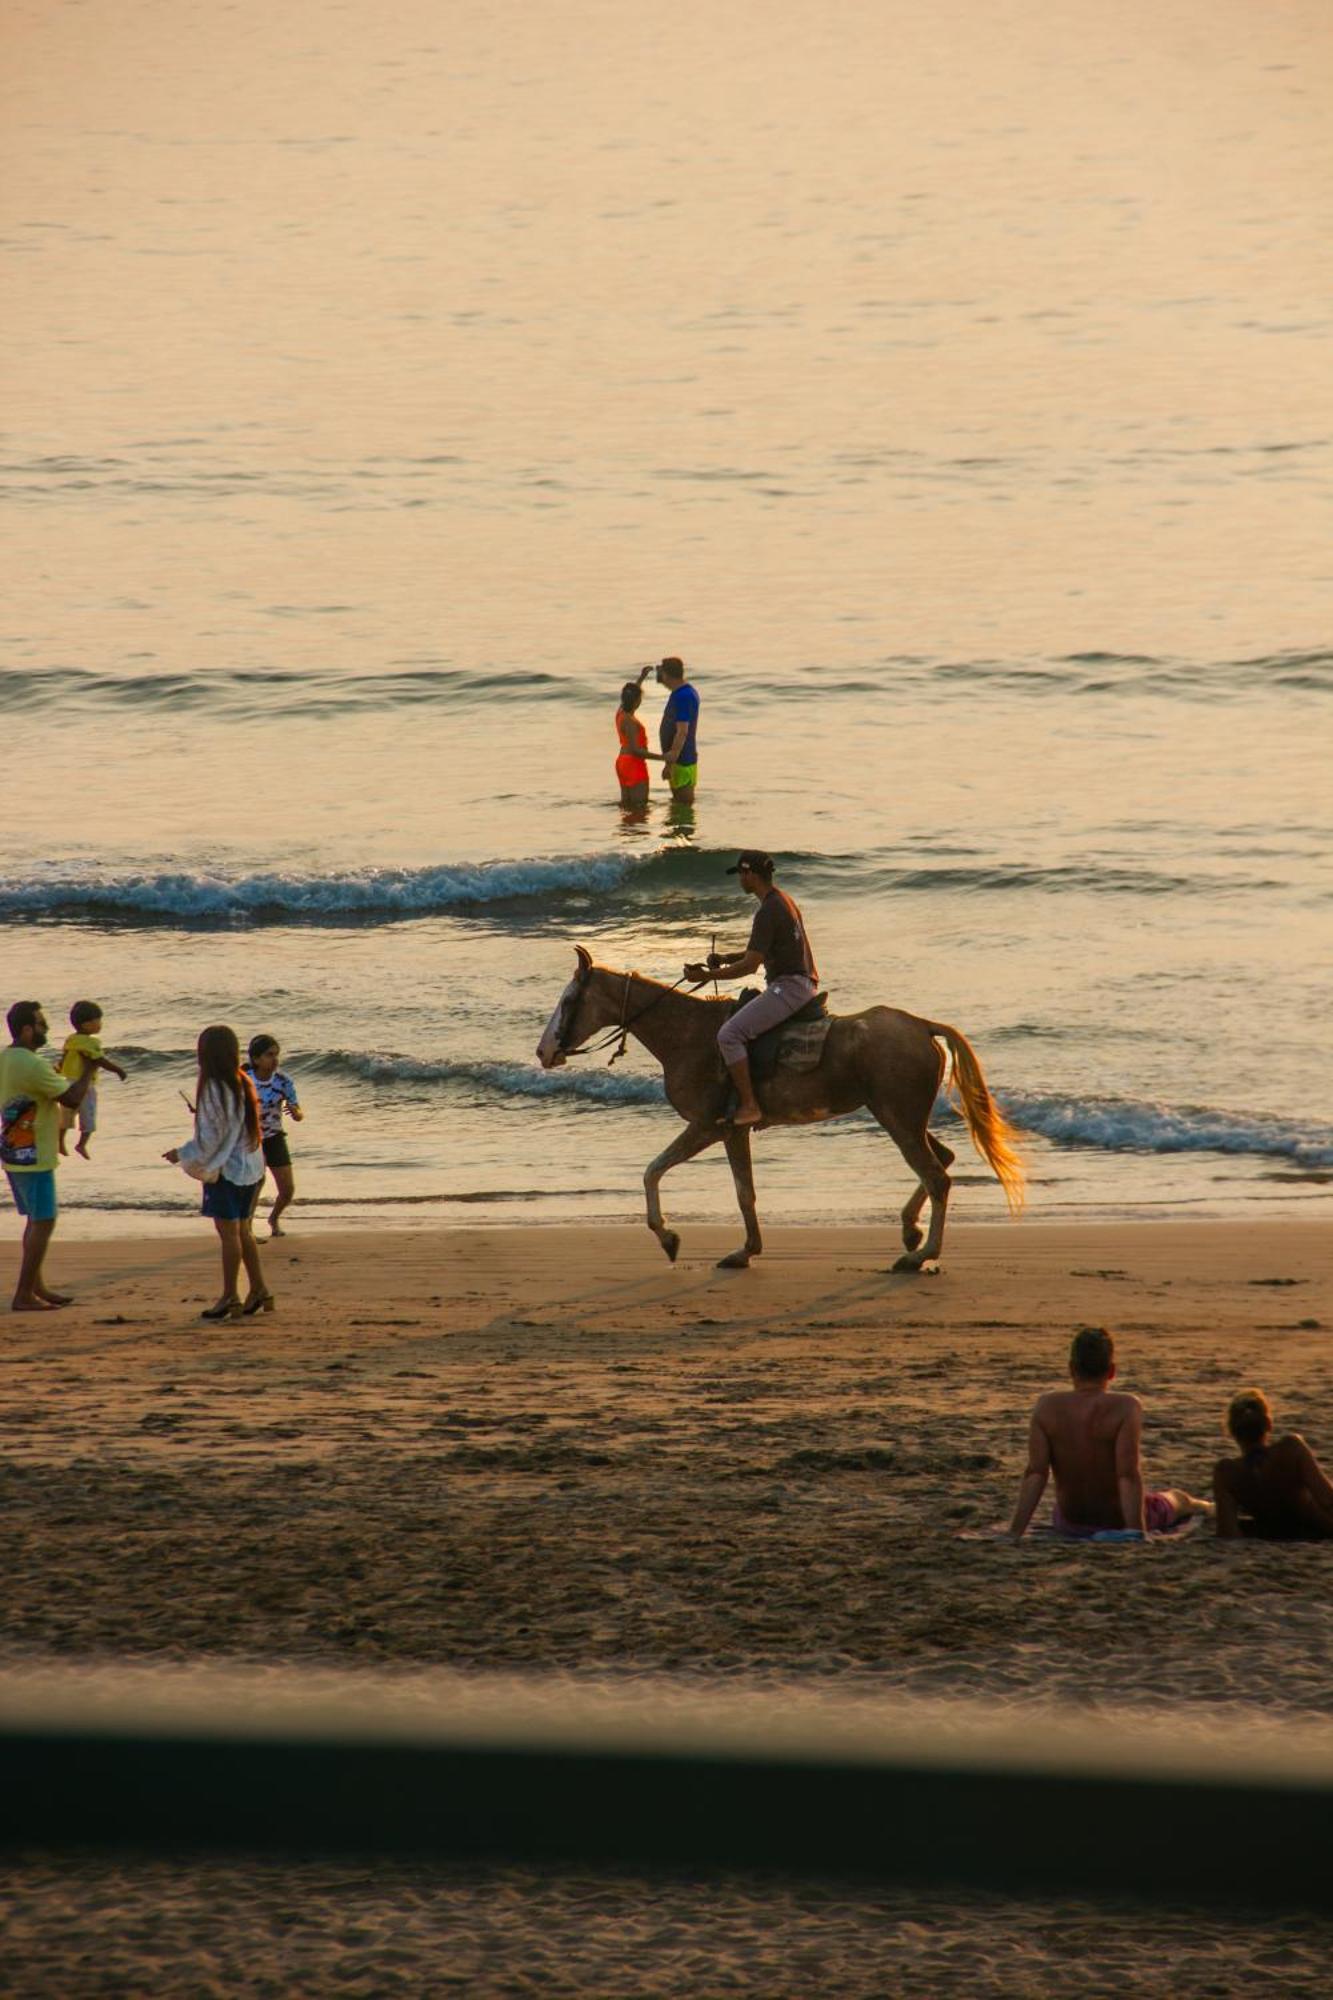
537, 947, 1024, 1272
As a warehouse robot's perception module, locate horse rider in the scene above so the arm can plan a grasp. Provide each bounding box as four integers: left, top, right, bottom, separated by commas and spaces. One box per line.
684, 851, 818, 1126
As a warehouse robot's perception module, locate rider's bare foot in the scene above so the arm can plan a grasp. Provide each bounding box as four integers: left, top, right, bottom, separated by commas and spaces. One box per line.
732, 1106, 764, 1127
75, 1138, 91, 1159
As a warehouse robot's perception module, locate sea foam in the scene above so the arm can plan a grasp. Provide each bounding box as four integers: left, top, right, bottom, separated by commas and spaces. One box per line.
2, 854, 642, 924
2, 841, 1284, 927
293, 1053, 1333, 1166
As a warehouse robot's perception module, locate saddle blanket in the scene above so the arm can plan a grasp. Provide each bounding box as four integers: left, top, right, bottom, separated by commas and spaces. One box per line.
745, 991, 832, 1082
756, 1015, 830, 1078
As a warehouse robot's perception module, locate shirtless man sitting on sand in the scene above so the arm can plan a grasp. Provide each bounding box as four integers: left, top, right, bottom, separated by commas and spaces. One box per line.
1008, 1326, 1210, 1540
1213, 1388, 1333, 1540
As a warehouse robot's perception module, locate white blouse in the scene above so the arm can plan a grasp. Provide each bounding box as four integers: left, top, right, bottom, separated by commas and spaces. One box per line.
177, 1080, 265, 1186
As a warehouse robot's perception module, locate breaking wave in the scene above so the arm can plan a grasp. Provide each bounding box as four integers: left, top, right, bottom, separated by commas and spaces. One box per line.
235, 1050, 1333, 1166
0, 663, 576, 718
58, 1032, 1333, 1169
304, 1051, 666, 1107
2, 853, 650, 925
8, 649, 1329, 719
998, 1090, 1333, 1169
2, 843, 1288, 928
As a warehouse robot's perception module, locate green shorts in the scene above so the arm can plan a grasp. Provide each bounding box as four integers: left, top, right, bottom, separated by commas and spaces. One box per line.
668, 762, 698, 792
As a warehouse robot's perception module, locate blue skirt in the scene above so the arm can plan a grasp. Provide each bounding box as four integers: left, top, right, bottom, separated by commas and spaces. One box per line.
201, 1175, 262, 1222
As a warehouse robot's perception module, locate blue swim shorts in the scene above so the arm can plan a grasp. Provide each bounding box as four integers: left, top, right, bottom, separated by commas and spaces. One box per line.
5, 1169, 58, 1223
201, 1175, 262, 1222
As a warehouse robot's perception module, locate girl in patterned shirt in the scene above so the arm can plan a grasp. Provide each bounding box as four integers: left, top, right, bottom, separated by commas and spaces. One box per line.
243, 1034, 304, 1236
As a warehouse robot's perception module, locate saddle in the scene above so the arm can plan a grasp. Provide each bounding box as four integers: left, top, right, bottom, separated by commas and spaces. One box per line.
729, 988, 832, 1084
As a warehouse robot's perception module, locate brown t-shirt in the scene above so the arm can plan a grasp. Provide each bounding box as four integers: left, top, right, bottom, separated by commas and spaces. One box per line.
748, 888, 817, 983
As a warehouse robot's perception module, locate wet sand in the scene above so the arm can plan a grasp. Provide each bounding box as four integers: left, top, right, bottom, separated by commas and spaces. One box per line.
4, 1219, 1332, 1993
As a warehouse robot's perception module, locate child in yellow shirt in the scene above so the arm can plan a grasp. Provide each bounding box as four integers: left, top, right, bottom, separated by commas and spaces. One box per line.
58, 1000, 128, 1158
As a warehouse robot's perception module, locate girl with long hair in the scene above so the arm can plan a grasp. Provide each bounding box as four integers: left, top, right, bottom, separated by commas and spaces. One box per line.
164, 1024, 272, 1320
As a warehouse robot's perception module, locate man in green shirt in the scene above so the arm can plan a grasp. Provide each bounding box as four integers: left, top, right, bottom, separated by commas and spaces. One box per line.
1, 1000, 100, 1311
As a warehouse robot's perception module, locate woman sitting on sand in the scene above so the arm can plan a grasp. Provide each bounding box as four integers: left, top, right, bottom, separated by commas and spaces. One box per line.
164, 1025, 272, 1321
1214, 1389, 1333, 1539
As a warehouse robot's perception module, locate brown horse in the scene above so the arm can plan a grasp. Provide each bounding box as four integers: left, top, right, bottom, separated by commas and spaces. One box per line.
537, 948, 1024, 1271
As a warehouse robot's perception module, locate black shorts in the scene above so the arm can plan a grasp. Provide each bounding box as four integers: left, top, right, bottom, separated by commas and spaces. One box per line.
262, 1133, 292, 1172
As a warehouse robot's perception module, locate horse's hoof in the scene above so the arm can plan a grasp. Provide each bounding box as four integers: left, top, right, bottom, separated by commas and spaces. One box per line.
891, 1254, 941, 1276
902, 1226, 923, 1252
716, 1250, 751, 1270
661, 1231, 681, 1264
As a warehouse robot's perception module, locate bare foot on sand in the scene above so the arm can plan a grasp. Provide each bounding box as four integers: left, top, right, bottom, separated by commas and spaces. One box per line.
12, 1294, 56, 1312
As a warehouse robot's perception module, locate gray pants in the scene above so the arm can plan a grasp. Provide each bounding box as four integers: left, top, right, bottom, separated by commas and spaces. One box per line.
717, 975, 817, 1065
60, 1085, 97, 1137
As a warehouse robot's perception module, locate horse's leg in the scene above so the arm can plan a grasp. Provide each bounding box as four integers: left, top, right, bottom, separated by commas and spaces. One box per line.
870, 1103, 951, 1271
900, 1134, 956, 1252
644, 1121, 722, 1263
899, 1184, 927, 1253
717, 1125, 763, 1269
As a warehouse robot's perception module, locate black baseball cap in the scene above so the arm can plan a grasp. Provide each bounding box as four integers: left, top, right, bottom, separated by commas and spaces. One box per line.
726, 851, 774, 878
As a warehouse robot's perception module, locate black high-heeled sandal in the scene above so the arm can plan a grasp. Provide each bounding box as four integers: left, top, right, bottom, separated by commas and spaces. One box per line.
200, 1297, 242, 1321
242, 1291, 276, 1316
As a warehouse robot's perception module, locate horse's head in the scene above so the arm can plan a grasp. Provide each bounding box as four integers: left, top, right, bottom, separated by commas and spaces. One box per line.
536, 946, 615, 1068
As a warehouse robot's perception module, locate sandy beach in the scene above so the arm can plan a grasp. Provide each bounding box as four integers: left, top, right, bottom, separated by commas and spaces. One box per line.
4, 1218, 1333, 1992
9, 0, 1331, 1987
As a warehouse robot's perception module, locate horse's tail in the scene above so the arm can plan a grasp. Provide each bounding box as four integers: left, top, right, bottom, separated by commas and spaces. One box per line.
927, 1022, 1026, 1216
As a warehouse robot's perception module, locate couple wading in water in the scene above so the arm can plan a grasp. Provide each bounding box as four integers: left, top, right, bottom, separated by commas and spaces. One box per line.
614, 656, 700, 813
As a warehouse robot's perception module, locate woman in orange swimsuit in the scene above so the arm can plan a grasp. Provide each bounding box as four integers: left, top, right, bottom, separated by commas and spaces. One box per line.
614, 680, 656, 812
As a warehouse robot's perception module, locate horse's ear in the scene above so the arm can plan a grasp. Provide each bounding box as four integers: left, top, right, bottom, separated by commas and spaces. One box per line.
574, 944, 593, 975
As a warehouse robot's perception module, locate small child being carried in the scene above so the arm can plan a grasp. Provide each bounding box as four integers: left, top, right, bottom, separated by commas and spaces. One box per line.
58, 1000, 128, 1159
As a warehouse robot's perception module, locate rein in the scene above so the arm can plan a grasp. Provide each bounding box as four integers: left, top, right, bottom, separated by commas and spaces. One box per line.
562, 971, 711, 1065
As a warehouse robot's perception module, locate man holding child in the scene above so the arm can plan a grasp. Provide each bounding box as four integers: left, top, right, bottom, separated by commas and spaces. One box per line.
1, 1000, 101, 1311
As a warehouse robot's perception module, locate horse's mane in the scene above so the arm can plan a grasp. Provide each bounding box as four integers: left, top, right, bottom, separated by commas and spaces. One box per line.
594, 964, 734, 1008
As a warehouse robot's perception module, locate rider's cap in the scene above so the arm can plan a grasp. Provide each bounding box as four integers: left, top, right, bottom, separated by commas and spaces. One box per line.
726, 851, 774, 878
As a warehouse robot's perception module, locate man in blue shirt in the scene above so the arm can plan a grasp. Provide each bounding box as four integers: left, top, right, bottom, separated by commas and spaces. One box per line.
655, 656, 700, 806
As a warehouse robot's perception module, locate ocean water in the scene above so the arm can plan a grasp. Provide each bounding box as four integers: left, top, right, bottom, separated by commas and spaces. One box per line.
3, 0, 1330, 1239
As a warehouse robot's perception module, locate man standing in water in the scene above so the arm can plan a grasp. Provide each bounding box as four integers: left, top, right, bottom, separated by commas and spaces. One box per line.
1, 1000, 101, 1311
654, 656, 700, 807
685, 851, 818, 1127
1008, 1326, 1210, 1538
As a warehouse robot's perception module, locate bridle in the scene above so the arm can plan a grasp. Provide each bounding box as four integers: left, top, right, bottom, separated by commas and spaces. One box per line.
555, 965, 709, 1066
